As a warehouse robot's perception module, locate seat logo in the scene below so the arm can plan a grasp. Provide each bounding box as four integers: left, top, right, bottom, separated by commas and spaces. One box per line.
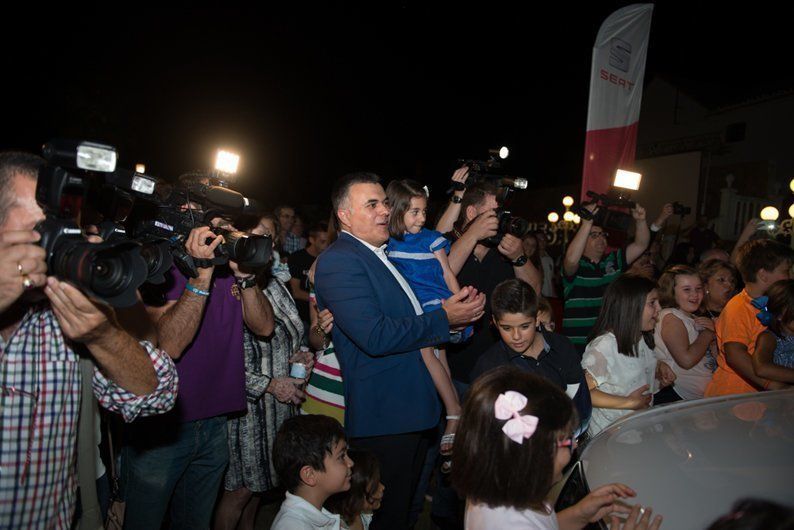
609, 38, 631, 73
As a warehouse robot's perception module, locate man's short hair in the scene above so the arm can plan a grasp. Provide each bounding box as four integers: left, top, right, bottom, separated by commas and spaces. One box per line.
330, 172, 381, 217
308, 222, 328, 239
273, 415, 346, 493
454, 181, 498, 231
735, 239, 794, 283
275, 205, 296, 217
0, 151, 43, 225
491, 278, 539, 319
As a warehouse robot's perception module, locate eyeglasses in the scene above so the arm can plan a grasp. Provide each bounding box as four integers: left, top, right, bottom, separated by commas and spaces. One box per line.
588, 231, 608, 240
556, 435, 577, 455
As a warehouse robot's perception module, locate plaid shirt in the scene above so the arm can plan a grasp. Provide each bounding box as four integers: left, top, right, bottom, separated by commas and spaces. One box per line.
0, 304, 178, 530
281, 232, 306, 256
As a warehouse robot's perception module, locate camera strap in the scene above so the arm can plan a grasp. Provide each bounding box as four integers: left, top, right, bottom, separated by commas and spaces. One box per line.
193, 256, 227, 268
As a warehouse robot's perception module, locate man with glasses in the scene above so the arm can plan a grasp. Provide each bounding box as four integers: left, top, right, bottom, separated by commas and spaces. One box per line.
561, 203, 650, 355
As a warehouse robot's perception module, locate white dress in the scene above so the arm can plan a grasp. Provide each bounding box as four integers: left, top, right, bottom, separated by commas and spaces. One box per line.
582, 332, 659, 436
654, 308, 717, 400
466, 501, 559, 530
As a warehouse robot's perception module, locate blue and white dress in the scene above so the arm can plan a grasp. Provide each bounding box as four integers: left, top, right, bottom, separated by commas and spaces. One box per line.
772, 333, 794, 368
387, 228, 472, 342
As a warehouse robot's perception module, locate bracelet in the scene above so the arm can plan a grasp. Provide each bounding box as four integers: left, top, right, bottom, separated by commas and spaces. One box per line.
446, 415, 460, 420
236, 276, 258, 290
185, 283, 210, 297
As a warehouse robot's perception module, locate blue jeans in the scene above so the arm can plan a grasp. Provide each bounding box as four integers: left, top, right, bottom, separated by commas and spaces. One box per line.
121, 415, 229, 530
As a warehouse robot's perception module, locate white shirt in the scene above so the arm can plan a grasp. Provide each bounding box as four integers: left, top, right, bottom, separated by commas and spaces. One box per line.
342, 230, 424, 315
540, 254, 557, 298
465, 501, 559, 530
271, 492, 341, 530
654, 308, 716, 400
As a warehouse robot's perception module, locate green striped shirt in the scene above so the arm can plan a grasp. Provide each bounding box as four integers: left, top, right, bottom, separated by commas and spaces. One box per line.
562, 249, 626, 352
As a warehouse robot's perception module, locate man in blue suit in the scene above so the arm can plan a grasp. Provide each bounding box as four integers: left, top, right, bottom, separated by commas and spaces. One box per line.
315, 172, 485, 530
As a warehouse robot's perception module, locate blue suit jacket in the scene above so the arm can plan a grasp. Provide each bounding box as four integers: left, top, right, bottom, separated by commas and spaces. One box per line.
314, 232, 450, 438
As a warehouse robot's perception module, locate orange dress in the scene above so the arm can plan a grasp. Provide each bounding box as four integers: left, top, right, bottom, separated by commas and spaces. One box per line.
705, 290, 764, 397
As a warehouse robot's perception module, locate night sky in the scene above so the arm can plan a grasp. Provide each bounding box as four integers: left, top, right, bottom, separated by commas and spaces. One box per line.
3, 3, 792, 213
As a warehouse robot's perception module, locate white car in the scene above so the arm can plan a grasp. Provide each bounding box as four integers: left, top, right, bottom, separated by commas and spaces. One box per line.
555, 390, 794, 529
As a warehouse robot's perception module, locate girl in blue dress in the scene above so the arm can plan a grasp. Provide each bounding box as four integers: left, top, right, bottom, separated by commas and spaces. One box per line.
751, 279, 794, 387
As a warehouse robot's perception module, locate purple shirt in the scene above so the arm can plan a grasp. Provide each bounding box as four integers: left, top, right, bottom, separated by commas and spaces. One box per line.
164, 267, 246, 422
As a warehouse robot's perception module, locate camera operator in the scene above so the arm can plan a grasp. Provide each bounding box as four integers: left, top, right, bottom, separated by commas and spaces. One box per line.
122, 173, 275, 530
444, 182, 542, 388
0, 152, 178, 530
561, 202, 650, 355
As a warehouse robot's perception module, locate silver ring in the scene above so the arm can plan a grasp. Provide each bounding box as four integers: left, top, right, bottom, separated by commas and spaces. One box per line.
22, 275, 33, 289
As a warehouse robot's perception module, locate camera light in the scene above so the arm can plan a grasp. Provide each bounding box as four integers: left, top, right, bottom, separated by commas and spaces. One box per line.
760, 206, 779, 221
512, 178, 528, 190
135, 163, 146, 173
215, 150, 240, 175
131, 175, 156, 195
76, 142, 117, 172
573, 214, 581, 224
562, 196, 574, 207
547, 212, 559, 223
563, 211, 575, 222
613, 169, 642, 191
489, 146, 509, 160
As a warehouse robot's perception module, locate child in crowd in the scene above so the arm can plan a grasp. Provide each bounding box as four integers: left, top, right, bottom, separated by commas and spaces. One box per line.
705, 239, 794, 396
385, 179, 465, 452
751, 279, 794, 387
537, 296, 556, 332
582, 275, 676, 437
325, 450, 385, 530
271, 415, 353, 530
470, 279, 591, 436
653, 266, 717, 403
452, 366, 661, 529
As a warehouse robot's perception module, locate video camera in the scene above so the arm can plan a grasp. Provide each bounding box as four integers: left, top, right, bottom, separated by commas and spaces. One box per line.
672, 201, 691, 216
575, 190, 636, 233
483, 208, 530, 246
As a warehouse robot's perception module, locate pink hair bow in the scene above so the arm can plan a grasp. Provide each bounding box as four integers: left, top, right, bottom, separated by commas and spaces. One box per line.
494, 391, 539, 444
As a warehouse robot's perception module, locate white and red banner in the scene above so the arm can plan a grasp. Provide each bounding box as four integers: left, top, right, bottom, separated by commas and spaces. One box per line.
581, 4, 653, 200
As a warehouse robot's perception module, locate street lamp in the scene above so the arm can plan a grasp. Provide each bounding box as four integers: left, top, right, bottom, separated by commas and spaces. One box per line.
563, 211, 575, 222
562, 196, 574, 208
548, 212, 560, 223
760, 206, 780, 221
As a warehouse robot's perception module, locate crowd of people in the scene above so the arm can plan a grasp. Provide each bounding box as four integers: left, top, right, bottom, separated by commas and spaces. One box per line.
0, 152, 792, 530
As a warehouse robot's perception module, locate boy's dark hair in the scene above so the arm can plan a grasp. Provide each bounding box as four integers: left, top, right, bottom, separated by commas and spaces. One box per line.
706, 498, 794, 530
491, 279, 539, 320
735, 239, 794, 283
308, 222, 329, 239
454, 181, 499, 232
325, 449, 381, 524
452, 366, 575, 511
385, 179, 426, 240
331, 172, 381, 219
765, 279, 794, 336
588, 274, 658, 357
0, 151, 43, 225
657, 265, 699, 309
273, 414, 346, 493
536, 297, 553, 319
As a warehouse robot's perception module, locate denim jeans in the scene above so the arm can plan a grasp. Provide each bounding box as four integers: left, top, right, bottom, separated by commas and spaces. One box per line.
121, 415, 229, 530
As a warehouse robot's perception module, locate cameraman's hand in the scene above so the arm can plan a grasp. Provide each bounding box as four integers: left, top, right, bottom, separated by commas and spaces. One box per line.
185, 226, 223, 280
0, 230, 48, 313
44, 277, 116, 344
466, 210, 499, 241
654, 203, 673, 226
451, 166, 469, 198
497, 234, 524, 262
631, 204, 647, 221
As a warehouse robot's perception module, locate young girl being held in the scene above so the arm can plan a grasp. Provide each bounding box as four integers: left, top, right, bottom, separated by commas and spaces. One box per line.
325, 449, 385, 530
751, 279, 794, 388
654, 266, 717, 404
452, 366, 661, 530
386, 179, 469, 452
582, 275, 677, 437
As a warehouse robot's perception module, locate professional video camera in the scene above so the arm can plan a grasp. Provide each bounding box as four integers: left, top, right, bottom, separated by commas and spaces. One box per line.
574, 190, 636, 233
36, 140, 150, 307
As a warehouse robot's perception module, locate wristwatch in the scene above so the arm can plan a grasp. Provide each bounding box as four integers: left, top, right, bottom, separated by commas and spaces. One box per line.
236, 276, 258, 290
450, 195, 463, 204
511, 254, 528, 267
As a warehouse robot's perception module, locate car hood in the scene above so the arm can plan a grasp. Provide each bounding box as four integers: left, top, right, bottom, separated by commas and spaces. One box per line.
580, 390, 794, 530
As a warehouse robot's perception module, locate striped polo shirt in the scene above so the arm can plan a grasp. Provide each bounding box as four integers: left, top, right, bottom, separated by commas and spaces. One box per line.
562, 248, 626, 354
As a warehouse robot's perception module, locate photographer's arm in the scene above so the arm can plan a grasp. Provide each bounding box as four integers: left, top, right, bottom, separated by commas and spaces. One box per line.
563, 213, 594, 277
497, 234, 542, 295
626, 205, 650, 264
435, 166, 469, 234
447, 210, 499, 274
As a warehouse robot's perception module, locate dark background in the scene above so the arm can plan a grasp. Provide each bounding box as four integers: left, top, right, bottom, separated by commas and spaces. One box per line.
3, 2, 792, 214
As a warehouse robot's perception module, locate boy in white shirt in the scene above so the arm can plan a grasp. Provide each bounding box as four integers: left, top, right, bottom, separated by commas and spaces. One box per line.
271, 415, 354, 530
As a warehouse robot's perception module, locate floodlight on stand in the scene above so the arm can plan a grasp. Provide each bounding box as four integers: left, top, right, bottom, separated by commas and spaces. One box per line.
135, 164, 146, 174
489, 146, 509, 160
613, 169, 642, 191
547, 212, 559, 223
760, 206, 779, 221
215, 150, 240, 175
562, 196, 574, 207
563, 211, 575, 222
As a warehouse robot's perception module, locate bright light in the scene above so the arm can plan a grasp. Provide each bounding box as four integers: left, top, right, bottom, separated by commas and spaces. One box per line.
547, 212, 559, 223
562, 196, 574, 207
760, 206, 780, 221
613, 169, 642, 191
499, 146, 509, 159
215, 150, 240, 174
563, 211, 575, 222
789, 204, 794, 219
573, 214, 581, 224
790, 179, 794, 193
76, 142, 117, 173
135, 163, 146, 174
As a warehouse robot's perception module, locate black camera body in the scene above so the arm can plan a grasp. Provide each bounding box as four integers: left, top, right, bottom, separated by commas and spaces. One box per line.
484, 208, 530, 246
672, 201, 691, 216
575, 191, 636, 233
